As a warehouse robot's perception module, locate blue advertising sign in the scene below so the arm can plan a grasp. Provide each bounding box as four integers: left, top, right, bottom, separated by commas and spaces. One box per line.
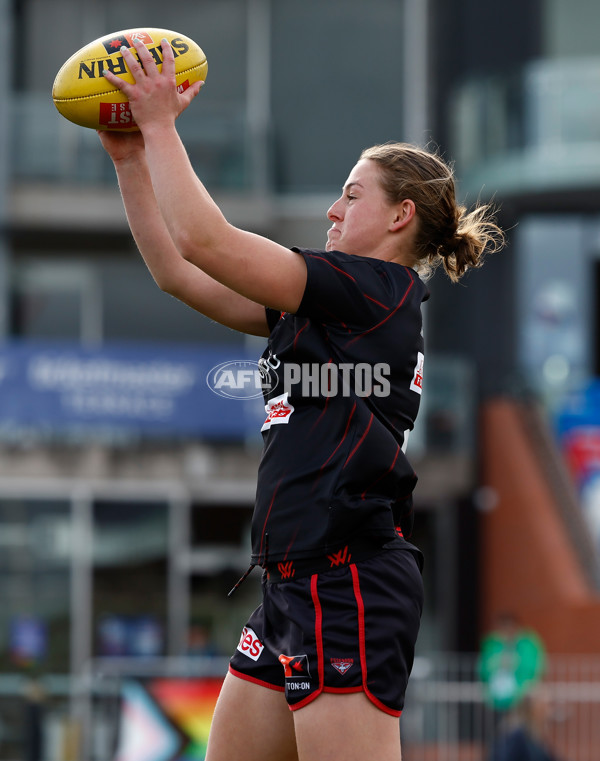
9, 616, 47, 665
557, 380, 600, 549
0, 341, 267, 440
98, 615, 164, 657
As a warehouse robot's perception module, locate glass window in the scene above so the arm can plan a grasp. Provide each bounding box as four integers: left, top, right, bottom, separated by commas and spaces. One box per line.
0, 498, 72, 672
187, 502, 259, 656
10, 254, 246, 345
100, 258, 244, 345
271, 0, 405, 192
544, 0, 600, 57
11, 260, 101, 343
92, 500, 168, 658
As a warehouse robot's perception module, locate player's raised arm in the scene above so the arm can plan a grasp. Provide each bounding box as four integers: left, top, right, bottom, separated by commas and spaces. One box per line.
97, 131, 270, 337
103, 38, 308, 314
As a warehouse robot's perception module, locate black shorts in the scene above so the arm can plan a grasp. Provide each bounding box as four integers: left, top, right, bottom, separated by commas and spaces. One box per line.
229, 542, 424, 716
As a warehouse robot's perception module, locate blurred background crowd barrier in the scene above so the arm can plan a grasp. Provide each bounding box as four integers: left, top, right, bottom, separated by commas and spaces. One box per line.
1, 653, 600, 761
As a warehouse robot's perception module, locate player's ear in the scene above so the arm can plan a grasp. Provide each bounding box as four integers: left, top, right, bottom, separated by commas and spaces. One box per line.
390, 200, 416, 231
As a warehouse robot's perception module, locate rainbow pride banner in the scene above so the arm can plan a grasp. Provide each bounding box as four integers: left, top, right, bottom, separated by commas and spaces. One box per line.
114, 677, 224, 761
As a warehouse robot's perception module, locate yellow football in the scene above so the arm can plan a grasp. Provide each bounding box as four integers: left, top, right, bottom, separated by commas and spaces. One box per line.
52, 28, 207, 131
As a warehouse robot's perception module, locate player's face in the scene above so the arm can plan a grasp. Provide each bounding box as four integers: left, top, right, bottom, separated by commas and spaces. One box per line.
326, 159, 397, 257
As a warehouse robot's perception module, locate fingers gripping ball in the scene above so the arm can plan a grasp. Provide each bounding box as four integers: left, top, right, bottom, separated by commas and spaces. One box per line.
52, 28, 207, 130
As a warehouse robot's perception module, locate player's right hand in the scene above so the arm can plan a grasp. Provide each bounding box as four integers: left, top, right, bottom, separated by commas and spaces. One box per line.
96, 130, 145, 163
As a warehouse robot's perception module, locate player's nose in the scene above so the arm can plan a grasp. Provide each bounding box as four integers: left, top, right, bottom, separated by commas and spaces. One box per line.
327, 196, 344, 221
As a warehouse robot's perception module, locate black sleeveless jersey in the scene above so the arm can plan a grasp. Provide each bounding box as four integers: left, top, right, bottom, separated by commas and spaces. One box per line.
250, 248, 428, 565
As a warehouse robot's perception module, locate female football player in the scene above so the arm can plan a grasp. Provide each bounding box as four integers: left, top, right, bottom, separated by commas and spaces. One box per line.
99, 38, 503, 761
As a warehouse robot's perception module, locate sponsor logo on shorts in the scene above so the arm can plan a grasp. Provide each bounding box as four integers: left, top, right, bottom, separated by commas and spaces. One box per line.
236, 626, 264, 661
287, 680, 311, 691
331, 657, 354, 675
278, 653, 310, 678
279, 653, 311, 692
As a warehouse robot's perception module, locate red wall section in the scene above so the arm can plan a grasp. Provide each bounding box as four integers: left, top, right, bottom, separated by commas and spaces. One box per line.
480, 399, 600, 653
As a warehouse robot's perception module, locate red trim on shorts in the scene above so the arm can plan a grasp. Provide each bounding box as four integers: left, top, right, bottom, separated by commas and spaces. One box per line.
311, 573, 325, 691
350, 564, 403, 718
228, 665, 285, 693
289, 573, 325, 712
289, 691, 320, 710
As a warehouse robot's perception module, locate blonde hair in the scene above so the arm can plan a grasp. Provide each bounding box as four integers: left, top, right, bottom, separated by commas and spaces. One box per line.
360, 143, 505, 282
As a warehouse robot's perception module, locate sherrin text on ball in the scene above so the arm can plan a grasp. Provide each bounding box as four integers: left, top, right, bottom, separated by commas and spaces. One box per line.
52, 28, 207, 131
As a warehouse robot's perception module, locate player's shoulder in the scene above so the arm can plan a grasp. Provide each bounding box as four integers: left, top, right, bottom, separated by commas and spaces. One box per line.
292, 247, 429, 306
292, 247, 416, 278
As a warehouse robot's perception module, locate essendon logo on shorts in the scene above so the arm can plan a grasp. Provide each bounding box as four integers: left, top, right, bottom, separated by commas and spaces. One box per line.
236, 626, 264, 661
261, 392, 294, 432
331, 658, 354, 675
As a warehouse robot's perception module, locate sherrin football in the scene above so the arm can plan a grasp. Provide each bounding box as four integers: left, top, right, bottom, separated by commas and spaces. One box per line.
52, 28, 207, 131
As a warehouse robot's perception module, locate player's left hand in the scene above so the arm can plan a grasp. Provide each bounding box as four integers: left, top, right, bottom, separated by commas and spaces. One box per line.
102, 38, 203, 131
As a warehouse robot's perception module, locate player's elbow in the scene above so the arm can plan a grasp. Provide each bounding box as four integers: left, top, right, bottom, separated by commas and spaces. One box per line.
154, 272, 179, 297
150, 261, 188, 298
177, 234, 218, 274
173, 228, 200, 264
175, 218, 232, 268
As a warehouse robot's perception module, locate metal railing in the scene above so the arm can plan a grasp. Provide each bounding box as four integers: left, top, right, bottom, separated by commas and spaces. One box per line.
2, 652, 600, 760
402, 653, 600, 761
